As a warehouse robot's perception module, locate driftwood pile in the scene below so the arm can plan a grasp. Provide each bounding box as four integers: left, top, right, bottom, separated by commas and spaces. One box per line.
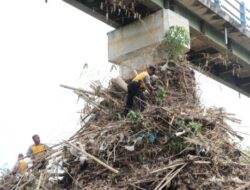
1, 61, 250, 190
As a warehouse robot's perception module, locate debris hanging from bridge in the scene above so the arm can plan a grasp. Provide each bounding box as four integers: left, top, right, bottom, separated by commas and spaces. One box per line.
1, 61, 250, 190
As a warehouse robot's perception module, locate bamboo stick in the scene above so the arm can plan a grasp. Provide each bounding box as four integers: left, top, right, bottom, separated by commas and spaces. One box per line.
158, 164, 187, 190
153, 169, 174, 190
60, 84, 97, 96
150, 163, 185, 174
235, 182, 250, 190
36, 172, 44, 190
65, 141, 119, 174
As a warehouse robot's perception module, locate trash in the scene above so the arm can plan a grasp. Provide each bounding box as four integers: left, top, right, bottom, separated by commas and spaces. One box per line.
124, 145, 135, 151
99, 143, 106, 152
147, 132, 157, 143
1, 60, 250, 190
134, 135, 143, 145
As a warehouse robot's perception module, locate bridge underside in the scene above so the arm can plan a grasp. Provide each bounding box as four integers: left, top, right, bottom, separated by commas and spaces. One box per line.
63, 0, 250, 97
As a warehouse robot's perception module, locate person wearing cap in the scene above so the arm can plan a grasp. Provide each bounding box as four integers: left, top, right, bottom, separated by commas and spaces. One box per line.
12, 153, 28, 175
26, 134, 49, 170
123, 66, 157, 116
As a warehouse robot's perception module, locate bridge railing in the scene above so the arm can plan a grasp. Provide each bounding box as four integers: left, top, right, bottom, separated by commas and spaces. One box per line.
211, 0, 250, 31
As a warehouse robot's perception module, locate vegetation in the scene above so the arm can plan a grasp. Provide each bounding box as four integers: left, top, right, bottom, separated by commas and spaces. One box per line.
187, 121, 203, 134
156, 87, 167, 99
127, 110, 141, 121
157, 26, 190, 61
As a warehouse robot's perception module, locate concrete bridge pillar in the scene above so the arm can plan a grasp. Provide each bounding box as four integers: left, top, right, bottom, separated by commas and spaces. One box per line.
107, 9, 190, 80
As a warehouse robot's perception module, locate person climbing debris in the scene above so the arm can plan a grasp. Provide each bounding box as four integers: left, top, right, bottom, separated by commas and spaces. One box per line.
11, 153, 28, 175
26, 134, 49, 170
123, 66, 157, 116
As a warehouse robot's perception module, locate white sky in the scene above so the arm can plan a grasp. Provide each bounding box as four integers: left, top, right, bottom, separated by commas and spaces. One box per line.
0, 0, 249, 169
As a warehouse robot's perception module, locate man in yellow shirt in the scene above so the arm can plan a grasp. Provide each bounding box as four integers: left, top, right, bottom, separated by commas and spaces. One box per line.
12, 154, 28, 175
123, 66, 157, 116
27, 134, 49, 170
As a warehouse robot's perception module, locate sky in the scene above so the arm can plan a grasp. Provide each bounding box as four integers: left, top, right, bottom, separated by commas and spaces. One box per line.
0, 0, 249, 169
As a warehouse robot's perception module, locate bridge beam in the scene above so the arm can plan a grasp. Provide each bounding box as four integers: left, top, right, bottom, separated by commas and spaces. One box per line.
62, 0, 119, 27
173, 3, 250, 96
62, 0, 164, 27
139, 0, 164, 11
173, 0, 250, 67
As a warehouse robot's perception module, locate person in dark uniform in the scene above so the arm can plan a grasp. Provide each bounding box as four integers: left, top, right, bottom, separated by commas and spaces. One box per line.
123, 66, 157, 116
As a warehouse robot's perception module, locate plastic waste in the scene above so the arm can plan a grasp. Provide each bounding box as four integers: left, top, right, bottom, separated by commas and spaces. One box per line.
125, 145, 135, 151
148, 132, 157, 143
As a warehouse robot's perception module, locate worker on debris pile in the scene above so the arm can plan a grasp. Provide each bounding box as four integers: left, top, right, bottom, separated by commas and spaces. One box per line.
123, 66, 157, 116
26, 134, 49, 170
11, 153, 28, 175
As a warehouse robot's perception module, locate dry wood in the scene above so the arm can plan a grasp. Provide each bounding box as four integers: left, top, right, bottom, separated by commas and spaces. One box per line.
128, 183, 146, 190
235, 182, 250, 190
2, 61, 250, 190
111, 77, 128, 92
150, 162, 185, 174
193, 161, 211, 164
153, 169, 175, 190
60, 84, 97, 96
157, 164, 187, 190
65, 141, 119, 174
36, 172, 44, 190
17, 179, 34, 190
12, 175, 24, 190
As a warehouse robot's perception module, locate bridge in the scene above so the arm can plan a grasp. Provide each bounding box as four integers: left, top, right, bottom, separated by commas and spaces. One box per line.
62, 0, 250, 97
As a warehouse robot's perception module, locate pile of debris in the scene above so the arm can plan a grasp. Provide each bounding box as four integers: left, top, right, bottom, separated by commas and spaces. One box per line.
1, 61, 250, 190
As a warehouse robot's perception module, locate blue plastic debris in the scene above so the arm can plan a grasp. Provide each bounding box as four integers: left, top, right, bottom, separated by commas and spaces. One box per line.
147, 132, 157, 143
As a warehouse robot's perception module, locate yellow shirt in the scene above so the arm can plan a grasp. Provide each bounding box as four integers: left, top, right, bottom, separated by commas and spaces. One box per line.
18, 160, 28, 174
132, 71, 150, 88
31, 144, 46, 160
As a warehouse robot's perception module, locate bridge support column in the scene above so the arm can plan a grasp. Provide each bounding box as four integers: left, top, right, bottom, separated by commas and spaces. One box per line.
107, 9, 190, 80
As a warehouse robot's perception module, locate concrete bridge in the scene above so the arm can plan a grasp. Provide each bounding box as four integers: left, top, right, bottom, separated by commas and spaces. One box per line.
63, 0, 250, 97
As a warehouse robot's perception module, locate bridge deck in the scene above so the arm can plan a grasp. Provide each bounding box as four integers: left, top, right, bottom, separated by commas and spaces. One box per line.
63, 0, 250, 97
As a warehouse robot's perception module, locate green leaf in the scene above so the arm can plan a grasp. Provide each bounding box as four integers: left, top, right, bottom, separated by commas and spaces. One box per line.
128, 110, 141, 121
161, 26, 190, 60
187, 121, 203, 134
156, 88, 166, 99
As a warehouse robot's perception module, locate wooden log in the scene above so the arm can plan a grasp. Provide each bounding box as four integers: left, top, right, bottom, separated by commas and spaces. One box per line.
111, 77, 128, 92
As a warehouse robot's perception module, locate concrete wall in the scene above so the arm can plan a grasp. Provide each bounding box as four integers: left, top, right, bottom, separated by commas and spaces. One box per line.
107, 9, 190, 79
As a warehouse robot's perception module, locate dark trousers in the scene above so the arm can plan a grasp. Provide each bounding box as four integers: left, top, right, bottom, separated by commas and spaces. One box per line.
123, 81, 146, 116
